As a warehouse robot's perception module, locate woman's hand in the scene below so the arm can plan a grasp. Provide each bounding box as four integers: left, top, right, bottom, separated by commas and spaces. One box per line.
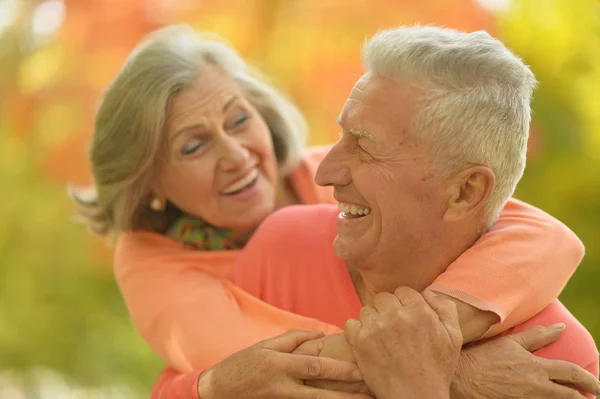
452, 324, 600, 398
197, 329, 372, 399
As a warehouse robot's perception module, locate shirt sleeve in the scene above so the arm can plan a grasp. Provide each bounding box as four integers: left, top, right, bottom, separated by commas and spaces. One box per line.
428, 198, 585, 336
114, 233, 339, 373
149, 367, 202, 399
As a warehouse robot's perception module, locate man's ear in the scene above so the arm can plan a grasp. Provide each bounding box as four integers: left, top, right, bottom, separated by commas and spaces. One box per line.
443, 166, 495, 222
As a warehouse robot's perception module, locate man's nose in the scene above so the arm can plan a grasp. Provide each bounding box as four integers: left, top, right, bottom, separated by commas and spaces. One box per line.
315, 142, 352, 187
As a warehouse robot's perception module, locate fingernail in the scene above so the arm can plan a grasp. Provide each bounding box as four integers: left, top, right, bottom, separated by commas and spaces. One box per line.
550, 323, 566, 331
353, 369, 363, 381
595, 381, 600, 395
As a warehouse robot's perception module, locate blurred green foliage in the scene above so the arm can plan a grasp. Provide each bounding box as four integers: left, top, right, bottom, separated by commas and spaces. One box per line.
499, 0, 600, 336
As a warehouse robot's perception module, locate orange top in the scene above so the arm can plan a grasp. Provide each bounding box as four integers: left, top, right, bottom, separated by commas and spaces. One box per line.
116, 146, 585, 373
234, 204, 598, 397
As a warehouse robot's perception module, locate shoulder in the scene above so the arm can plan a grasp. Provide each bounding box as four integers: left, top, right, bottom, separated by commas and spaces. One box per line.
234, 204, 340, 289
114, 231, 180, 271
252, 204, 339, 245
114, 231, 238, 278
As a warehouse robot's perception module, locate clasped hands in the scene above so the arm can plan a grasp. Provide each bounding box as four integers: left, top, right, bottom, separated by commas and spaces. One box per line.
198, 288, 600, 399
300, 288, 600, 399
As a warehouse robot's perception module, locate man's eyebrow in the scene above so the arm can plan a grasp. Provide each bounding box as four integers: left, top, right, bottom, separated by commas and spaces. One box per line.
336, 115, 376, 142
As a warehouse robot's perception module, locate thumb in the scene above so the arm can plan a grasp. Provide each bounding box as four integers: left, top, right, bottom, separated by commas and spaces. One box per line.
263, 330, 325, 353
344, 318, 361, 347
506, 324, 566, 352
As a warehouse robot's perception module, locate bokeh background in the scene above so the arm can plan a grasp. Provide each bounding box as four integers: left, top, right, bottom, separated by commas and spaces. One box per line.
1, 0, 598, 396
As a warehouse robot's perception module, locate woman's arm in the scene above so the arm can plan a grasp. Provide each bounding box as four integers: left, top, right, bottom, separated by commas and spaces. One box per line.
429, 198, 584, 340
150, 331, 368, 399
150, 367, 202, 399
114, 232, 340, 372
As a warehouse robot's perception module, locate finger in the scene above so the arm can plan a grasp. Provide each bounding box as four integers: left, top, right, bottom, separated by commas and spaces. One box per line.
373, 291, 402, 313
542, 358, 600, 395
264, 330, 325, 353
298, 387, 372, 399
394, 286, 425, 307
293, 337, 326, 356
422, 291, 461, 332
288, 354, 363, 382
344, 318, 361, 347
359, 305, 378, 324
542, 381, 587, 399
506, 324, 566, 352
299, 386, 372, 399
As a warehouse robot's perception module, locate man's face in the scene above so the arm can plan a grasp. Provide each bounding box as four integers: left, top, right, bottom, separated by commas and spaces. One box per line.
315, 74, 450, 285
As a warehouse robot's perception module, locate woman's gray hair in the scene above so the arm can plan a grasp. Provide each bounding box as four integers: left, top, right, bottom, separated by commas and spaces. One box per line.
362, 25, 538, 222
70, 25, 307, 239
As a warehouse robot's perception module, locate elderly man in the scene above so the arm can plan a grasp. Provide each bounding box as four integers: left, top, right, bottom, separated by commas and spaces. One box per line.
231, 26, 599, 397
151, 26, 600, 398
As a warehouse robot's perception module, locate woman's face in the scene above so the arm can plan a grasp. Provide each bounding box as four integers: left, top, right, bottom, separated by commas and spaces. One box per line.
154, 66, 279, 231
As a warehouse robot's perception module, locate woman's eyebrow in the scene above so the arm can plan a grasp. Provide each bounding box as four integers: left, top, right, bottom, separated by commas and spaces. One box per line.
222, 95, 239, 112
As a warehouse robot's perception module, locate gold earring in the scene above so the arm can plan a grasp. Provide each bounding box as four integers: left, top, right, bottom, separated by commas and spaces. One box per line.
150, 197, 165, 211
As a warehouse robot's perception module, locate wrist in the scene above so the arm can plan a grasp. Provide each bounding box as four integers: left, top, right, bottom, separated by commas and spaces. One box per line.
197, 368, 216, 399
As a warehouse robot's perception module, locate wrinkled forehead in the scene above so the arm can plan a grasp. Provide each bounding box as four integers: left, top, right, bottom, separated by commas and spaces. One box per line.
167, 67, 242, 116
341, 74, 422, 140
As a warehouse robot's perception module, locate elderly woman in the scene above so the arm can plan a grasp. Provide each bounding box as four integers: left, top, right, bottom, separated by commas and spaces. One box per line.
73, 25, 586, 396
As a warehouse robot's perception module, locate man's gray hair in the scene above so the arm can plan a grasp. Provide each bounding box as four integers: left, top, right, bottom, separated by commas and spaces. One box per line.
362, 26, 537, 220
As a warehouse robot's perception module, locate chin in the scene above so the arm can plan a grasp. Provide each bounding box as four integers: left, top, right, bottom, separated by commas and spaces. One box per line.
332, 236, 355, 262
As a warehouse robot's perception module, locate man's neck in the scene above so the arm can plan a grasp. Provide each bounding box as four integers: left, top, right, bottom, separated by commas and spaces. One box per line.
348, 228, 482, 306
348, 263, 406, 306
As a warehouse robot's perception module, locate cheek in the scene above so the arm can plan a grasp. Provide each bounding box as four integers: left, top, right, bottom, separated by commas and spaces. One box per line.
251, 120, 275, 158
247, 120, 278, 177
159, 161, 217, 209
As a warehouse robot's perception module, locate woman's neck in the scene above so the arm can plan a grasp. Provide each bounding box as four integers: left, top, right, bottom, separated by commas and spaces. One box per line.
275, 178, 302, 209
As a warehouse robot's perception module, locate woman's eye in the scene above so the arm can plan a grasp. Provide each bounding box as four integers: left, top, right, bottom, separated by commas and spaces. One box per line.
228, 111, 249, 129
180, 138, 206, 156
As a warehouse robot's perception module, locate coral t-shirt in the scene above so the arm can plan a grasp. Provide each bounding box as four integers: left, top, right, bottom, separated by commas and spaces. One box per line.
148, 197, 591, 399
234, 204, 599, 398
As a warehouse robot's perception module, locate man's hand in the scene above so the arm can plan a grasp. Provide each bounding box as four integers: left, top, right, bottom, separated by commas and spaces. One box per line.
303, 334, 372, 395
344, 287, 463, 399
452, 324, 600, 398
197, 329, 372, 399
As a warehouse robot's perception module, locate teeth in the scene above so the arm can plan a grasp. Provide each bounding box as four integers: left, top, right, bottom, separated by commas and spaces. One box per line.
223, 169, 258, 194
337, 202, 371, 217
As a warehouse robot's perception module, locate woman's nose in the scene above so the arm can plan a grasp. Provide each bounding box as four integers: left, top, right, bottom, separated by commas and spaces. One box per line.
218, 135, 250, 171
